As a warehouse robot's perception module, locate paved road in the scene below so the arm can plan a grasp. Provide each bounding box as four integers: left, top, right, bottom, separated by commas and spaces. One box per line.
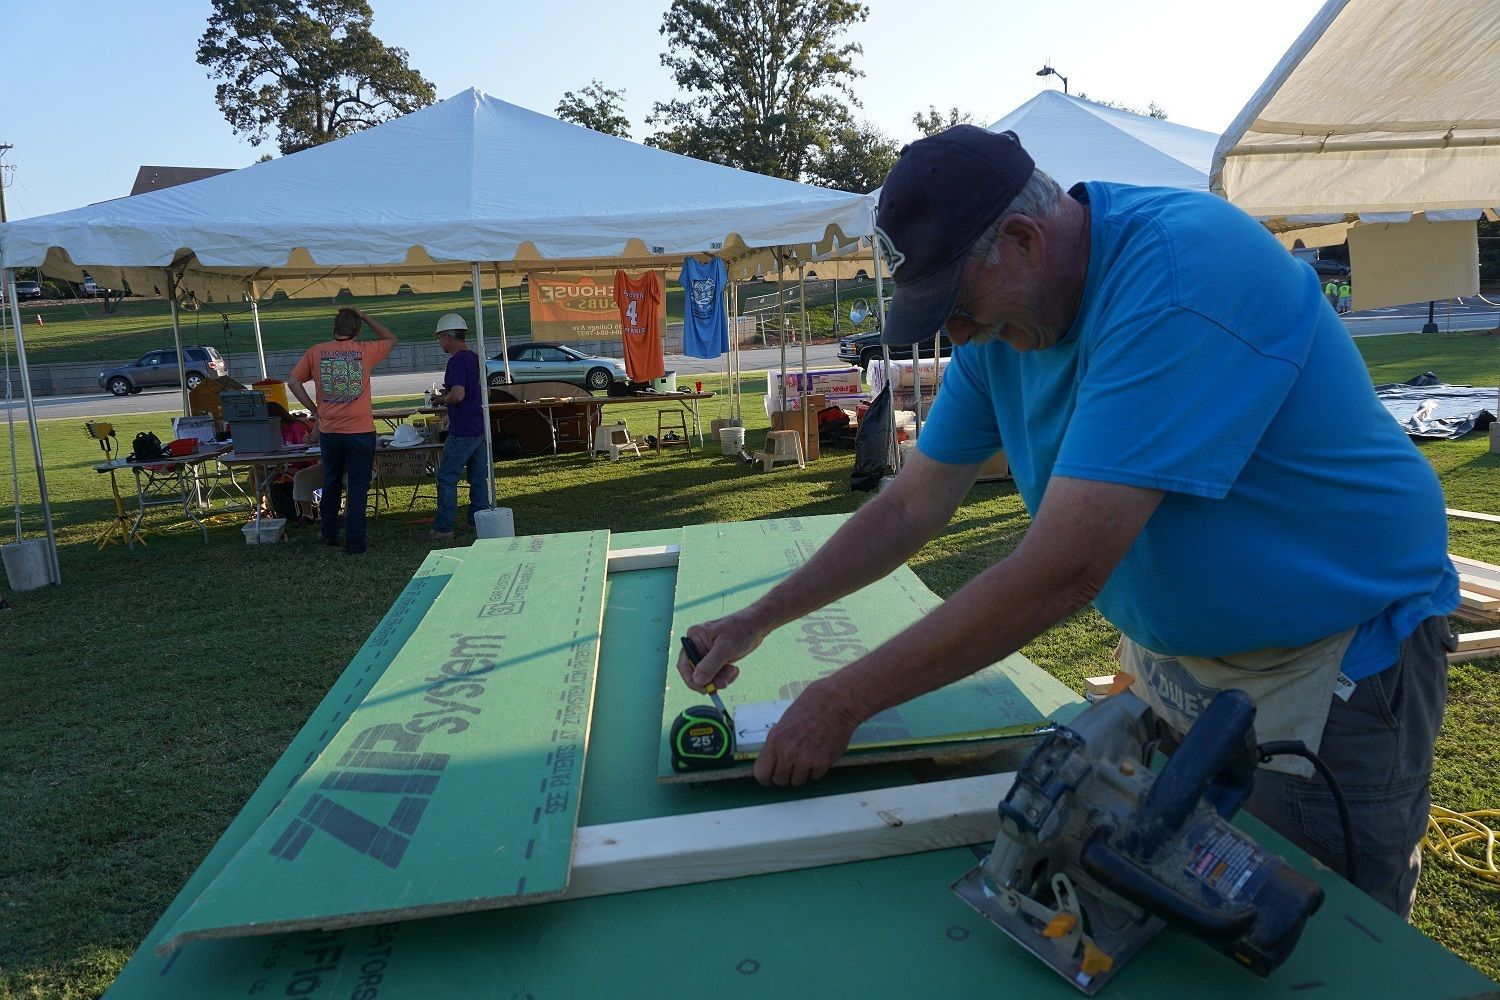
1344, 298, 1498, 337
14, 344, 841, 421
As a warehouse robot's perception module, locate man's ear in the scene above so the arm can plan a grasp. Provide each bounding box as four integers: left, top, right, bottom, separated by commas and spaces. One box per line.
999, 215, 1046, 267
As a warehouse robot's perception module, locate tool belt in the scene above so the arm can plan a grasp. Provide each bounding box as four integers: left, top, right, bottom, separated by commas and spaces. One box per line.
1116, 627, 1355, 778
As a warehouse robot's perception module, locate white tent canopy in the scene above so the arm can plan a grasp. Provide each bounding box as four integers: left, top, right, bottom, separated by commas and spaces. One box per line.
863, 91, 1218, 302
986, 90, 1218, 190
1211, 0, 1500, 232
1, 88, 874, 299
0, 88, 877, 588
869, 91, 1219, 204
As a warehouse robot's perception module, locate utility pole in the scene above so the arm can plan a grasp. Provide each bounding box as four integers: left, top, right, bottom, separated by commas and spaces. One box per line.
0, 143, 12, 223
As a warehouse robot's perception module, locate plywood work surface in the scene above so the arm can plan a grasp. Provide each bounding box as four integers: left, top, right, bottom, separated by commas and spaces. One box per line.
105, 535, 1493, 1000
656, 516, 1081, 782
158, 531, 610, 952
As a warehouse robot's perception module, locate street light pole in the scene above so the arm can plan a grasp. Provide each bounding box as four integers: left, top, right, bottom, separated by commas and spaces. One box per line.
1422, 300, 1439, 334
1036, 65, 1069, 95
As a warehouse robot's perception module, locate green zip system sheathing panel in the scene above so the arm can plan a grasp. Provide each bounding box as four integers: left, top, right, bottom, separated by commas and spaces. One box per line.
158, 531, 610, 952
657, 515, 1082, 780
105, 537, 1494, 998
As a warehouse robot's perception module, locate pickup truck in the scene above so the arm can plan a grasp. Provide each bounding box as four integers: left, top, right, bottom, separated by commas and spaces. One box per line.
81, 277, 107, 297
837, 326, 953, 370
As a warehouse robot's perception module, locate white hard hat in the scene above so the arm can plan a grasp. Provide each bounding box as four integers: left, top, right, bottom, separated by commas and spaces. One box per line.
434, 312, 468, 335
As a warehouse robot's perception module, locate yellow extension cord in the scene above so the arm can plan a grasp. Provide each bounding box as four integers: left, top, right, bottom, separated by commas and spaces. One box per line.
1424, 806, 1500, 886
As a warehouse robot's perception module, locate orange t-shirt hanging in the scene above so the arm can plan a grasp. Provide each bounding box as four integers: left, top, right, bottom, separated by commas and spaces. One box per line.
613, 270, 666, 383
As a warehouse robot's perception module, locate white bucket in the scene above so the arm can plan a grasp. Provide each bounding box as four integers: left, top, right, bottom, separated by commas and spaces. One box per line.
655, 371, 678, 393
475, 507, 515, 538
2, 538, 52, 591
718, 426, 746, 456
242, 518, 286, 545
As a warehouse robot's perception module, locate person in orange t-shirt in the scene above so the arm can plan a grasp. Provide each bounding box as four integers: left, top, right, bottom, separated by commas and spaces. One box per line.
288, 306, 397, 555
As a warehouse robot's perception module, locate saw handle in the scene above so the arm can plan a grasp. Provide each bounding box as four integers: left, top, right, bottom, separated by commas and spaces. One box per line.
1121, 689, 1258, 860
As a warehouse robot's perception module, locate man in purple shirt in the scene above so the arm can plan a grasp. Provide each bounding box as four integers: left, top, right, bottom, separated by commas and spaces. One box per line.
427, 312, 491, 540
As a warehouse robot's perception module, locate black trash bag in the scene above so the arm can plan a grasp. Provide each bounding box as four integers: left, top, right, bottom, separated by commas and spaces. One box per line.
492, 432, 524, 460
850, 386, 896, 492
267, 478, 298, 520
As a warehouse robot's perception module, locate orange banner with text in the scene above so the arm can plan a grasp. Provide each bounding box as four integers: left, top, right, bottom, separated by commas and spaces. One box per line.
528, 272, 621, 342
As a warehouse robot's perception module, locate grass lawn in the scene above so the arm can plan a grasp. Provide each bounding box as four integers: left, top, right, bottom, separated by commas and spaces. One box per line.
2, 341, 1500, 997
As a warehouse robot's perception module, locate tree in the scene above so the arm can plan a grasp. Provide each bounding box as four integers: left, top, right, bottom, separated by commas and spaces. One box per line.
555, 79, 632, 138
646, 0, 869, 180
912, 105, 975, 137
196, 0, 436, 154
1075, 92, 1169, 120
807, 119, 897, 193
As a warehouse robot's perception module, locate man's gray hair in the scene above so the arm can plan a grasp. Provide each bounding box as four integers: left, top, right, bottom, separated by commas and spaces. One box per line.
968, 168, 1065, 263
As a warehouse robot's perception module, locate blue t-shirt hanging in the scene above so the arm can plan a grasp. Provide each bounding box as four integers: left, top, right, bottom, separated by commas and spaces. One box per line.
679, 257, 729, 359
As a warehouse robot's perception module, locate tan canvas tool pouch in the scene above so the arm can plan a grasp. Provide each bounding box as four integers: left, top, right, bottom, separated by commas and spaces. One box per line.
1116, 628, 1356, 778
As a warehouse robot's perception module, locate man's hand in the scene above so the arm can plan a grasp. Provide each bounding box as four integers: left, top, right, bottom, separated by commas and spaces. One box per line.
752, 679, 863, 786
677, 613, 768, 693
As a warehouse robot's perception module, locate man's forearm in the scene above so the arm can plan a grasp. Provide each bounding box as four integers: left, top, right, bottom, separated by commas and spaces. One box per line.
828, 475, 1163, 723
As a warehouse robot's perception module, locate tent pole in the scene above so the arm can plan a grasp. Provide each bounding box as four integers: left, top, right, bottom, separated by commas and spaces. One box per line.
869, 204, 898, 473
797, 261, 811, 457
166, 270, 190, 417
734, 280, 743, 421
2, 273, 20, 541
471, 263, 496, 510
3, 269, 60, 585
720, 281, 732, 422
912, 328, 925, 437
493, 263, 513, 384
248, 281, 268, 380
775, 248, 788, 415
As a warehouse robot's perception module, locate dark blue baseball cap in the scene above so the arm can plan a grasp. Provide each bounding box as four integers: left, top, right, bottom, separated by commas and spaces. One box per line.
876, 126, 1035, 347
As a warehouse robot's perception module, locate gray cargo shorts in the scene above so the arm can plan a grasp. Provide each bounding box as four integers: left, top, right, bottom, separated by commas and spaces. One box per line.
1245, 615, 1452, 919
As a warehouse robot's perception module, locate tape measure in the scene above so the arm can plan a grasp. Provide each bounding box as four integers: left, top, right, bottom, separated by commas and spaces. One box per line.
670, 704, 735, 771
669, 637, 736, 772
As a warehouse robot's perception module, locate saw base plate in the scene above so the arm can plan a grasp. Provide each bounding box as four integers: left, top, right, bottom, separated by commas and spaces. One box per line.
951, 864, 1159, 996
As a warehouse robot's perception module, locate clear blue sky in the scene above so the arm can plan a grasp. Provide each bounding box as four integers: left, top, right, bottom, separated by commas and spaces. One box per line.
0, 0, 1323, 221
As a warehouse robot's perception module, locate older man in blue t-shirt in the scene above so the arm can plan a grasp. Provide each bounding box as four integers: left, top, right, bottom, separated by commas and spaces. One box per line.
427, 312, 491, 541
676, 127, 1456, 919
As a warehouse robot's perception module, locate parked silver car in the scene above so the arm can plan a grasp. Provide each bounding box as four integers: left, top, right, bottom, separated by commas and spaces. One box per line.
98, 346, 228, 396
485, 343, 627, 391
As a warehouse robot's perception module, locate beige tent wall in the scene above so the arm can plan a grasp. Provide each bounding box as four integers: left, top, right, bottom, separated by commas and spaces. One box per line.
1348, 218, 1479, 311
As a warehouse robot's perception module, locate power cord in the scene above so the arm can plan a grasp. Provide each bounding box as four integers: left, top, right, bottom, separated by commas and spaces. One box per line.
1258, 740, 1359, 886
1425, 805, 1500, 886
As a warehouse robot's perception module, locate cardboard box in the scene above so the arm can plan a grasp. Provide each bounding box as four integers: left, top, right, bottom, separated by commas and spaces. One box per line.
976, 450, 1010, 482
769, 367, 862, 401
770, 393, 824, 462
